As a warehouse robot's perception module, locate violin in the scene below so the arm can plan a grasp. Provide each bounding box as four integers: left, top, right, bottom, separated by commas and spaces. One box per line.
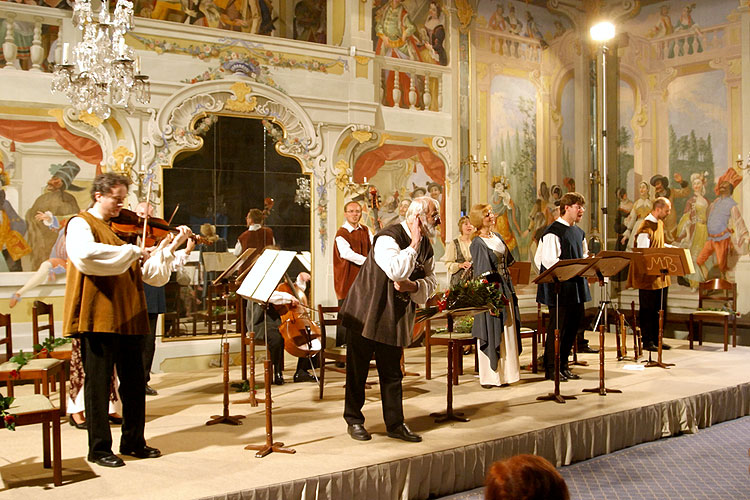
111, 208, 207, 247
276, 274, 321, 358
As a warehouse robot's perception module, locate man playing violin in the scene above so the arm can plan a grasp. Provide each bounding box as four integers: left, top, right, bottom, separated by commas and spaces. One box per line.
63, 173, 193, 468
247, 272, 318, 385
340, 197, 439, 443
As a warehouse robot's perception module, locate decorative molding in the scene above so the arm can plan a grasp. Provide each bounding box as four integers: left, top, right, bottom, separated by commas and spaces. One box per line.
429, 136, 453, 183
454, 0, 474, 33
351, 129, 372, 144
109, 145, 135, 176
224, 82, 258, 112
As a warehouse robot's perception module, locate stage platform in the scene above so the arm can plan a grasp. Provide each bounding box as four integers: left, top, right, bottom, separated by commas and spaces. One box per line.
1, 335, 749, 500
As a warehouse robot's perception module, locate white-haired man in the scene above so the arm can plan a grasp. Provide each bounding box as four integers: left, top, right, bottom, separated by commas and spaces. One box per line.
339, 196, 439, 443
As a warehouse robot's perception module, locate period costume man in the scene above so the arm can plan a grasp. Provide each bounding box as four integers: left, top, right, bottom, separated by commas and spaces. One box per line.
534, 192, 591, 382
340, 197, 438, 442
63, 173, 191, 468
628, 197, 673, 351
333, 201, 373, 345
234, 208, 274, 264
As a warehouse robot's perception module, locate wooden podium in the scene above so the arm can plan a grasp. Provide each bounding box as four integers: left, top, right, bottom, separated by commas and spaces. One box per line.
534, 258, 599, 404
632, 247, 693, 369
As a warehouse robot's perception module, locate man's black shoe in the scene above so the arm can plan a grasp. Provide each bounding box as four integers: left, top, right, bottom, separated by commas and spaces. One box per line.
387, 423, 422, 442
347, 423, 371, 441
661, 342, 672, 350
145, 385, 158, 396
561, 369, 580, 380
545, 371, 568, 382
578, 345, 599, 354
293, 370, 317, 383
90, 454, 125, 467
273, 373, 285, 385
108, 414, 123, 425
643, 342, 658, 352
119, 445, 161, 459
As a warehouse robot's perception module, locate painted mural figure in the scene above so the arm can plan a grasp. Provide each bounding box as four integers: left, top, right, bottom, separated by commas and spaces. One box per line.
614, 187, 633, 252
674, 172, 708, 288
24, 161, 82, 270
0, 187, 30, 271
621, 181, 652, 249
523, 11, 547, 48
650, 173, 689, 242
696, 180, 749, 280
674, 3, 702, 56
647, 5, 674, 38
423, 1, 447, 66
490, 176, 521, 260
293, 0, 326, 43
505, 5, 523, 36
523, 182, 551, 263
488, 3, 507, 32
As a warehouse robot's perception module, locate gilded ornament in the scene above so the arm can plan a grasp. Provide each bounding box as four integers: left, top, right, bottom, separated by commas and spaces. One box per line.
47, 109, 66, 128
334, 159, 351, 191
351, 130, 372, 144
78, 111, 104, 128
454, 0, 474, 32
111, 146, 134, 175
225, 82, 258, 112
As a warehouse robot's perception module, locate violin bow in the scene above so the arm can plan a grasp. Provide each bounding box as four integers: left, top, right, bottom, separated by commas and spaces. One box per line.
141, 178, 153, 253
167, 203, 179, 226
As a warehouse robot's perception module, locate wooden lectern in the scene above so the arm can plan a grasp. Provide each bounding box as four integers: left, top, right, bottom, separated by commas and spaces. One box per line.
534, 257, 599, 404
632, 247, 693, 369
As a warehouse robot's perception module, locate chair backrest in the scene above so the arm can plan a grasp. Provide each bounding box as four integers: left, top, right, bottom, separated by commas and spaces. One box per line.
697, 279, 737, 311
32, 301, 54, 349
317, 305, 340, 346
0, 312, 11, 362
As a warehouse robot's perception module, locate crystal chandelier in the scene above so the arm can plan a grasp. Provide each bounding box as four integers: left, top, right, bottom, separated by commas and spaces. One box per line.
51, 0, 150, 119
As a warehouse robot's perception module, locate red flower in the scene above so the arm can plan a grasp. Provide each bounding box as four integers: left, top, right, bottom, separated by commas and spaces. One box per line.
4, 414, 14, 425
9, 370, 19, 379
481, 279, 488, 284
437, 299, 447, 312
39, 348, 49, 355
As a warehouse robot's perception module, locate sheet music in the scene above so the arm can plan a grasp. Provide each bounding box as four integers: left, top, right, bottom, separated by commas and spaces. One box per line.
236, 249, 297, 303
201, 252, 237, 273
296, 251, 311, 272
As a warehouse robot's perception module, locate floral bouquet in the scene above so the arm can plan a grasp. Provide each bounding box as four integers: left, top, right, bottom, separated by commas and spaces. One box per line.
417, 278, 507, 323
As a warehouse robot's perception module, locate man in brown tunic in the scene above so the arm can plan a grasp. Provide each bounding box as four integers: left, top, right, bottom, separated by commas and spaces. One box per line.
333, 201, 372, 345
63, 173, 191, 468
627, 197, 672, 351
340, 197, 439, 443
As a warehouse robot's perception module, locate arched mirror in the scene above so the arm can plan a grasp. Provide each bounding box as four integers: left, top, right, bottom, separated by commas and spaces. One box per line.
162, 114, 312, 338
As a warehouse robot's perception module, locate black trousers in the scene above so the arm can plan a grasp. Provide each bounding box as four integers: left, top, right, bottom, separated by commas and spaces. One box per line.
344, 330, 403, 432
82, 333, 146, 460
544, 302, 584, 374
144, 313, 158, 383
639, 287, 668, 346
335, 298, 347, 346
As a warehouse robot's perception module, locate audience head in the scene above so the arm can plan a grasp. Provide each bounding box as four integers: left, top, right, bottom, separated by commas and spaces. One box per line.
457, 215, 473, 237
485, 454, 570, 500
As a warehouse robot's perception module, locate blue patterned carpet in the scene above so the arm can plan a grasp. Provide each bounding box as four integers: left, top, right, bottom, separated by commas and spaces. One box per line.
438, 416, 750, 500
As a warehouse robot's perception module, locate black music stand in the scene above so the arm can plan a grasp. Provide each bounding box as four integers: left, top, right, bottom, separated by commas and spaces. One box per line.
632, 247, 692, 370
534, 258, 599, 404
236, 248, 298, 458
422, 307, 487, 423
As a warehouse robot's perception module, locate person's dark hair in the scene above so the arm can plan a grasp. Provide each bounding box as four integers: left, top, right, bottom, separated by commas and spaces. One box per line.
539, 181, 549, 201
91, 172, 130, 201
247, 208, 264, 224
485, 454, 570, 500
559, 192, 585, 216
616, 187, 627, 200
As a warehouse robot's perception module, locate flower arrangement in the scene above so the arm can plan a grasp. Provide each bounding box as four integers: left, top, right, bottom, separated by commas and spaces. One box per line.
417, 278, 507, 322
1, 393, 15, 430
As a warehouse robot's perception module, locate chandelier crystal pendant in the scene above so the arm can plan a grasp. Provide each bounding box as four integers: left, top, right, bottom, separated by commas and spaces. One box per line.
51, 0, 150, 119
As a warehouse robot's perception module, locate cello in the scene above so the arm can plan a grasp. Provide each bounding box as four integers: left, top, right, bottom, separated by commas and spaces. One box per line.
276, 273, 322, 359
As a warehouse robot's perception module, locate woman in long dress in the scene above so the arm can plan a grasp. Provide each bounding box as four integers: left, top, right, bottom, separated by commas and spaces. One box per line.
621, 181, 652, 249
442, 216, 474, 287
469, 204, 522, 388
675, 172, 709, 288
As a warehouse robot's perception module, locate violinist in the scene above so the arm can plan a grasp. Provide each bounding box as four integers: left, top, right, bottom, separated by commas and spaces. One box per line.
333, 201, 373, 346
62, 173, 193, 468
247, 272, 318, 385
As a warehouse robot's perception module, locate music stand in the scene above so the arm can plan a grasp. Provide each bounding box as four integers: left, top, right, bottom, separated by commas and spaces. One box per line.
534, 258, 599, 404
237, 248, 297, 458
422, 307, 487, 423
632, 247, 692, 369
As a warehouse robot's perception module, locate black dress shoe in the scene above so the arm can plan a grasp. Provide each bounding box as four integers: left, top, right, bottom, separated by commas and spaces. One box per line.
661, 342, 672, 350
578, 345, 599, 354
643, 342, 658, 352
545, 371, 568, 382
119, 445, 161, 459
145, 385, 158, 396
293, 370, 317, 383
108, 414, 123, 425
90, 454, 125, 467
273, 373, 285, 385
69, 417, 87, 429
561, 369, 581, 380
347, 423, 372, 441
387, 423, 422, 442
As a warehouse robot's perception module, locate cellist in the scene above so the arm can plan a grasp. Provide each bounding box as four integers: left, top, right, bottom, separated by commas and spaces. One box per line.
247, 271, 318, 385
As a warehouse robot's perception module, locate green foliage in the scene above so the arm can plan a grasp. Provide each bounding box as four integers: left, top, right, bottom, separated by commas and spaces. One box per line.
33, 337, 71, 354
231, 381, 250, 393
417, 278, 507, 323
1, 394, 16, 431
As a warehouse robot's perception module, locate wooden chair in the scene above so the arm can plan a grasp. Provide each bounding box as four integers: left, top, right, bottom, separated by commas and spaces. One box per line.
0, 312, 67, 413
1, 394, 62, 486
191, 282, 239, 335
0, 311, 10, 363
424, 319, 476, 384
519, 326, 538, 373
689, 279, 738, 351
317, 305, 348, 400
32, 301, 72, 361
